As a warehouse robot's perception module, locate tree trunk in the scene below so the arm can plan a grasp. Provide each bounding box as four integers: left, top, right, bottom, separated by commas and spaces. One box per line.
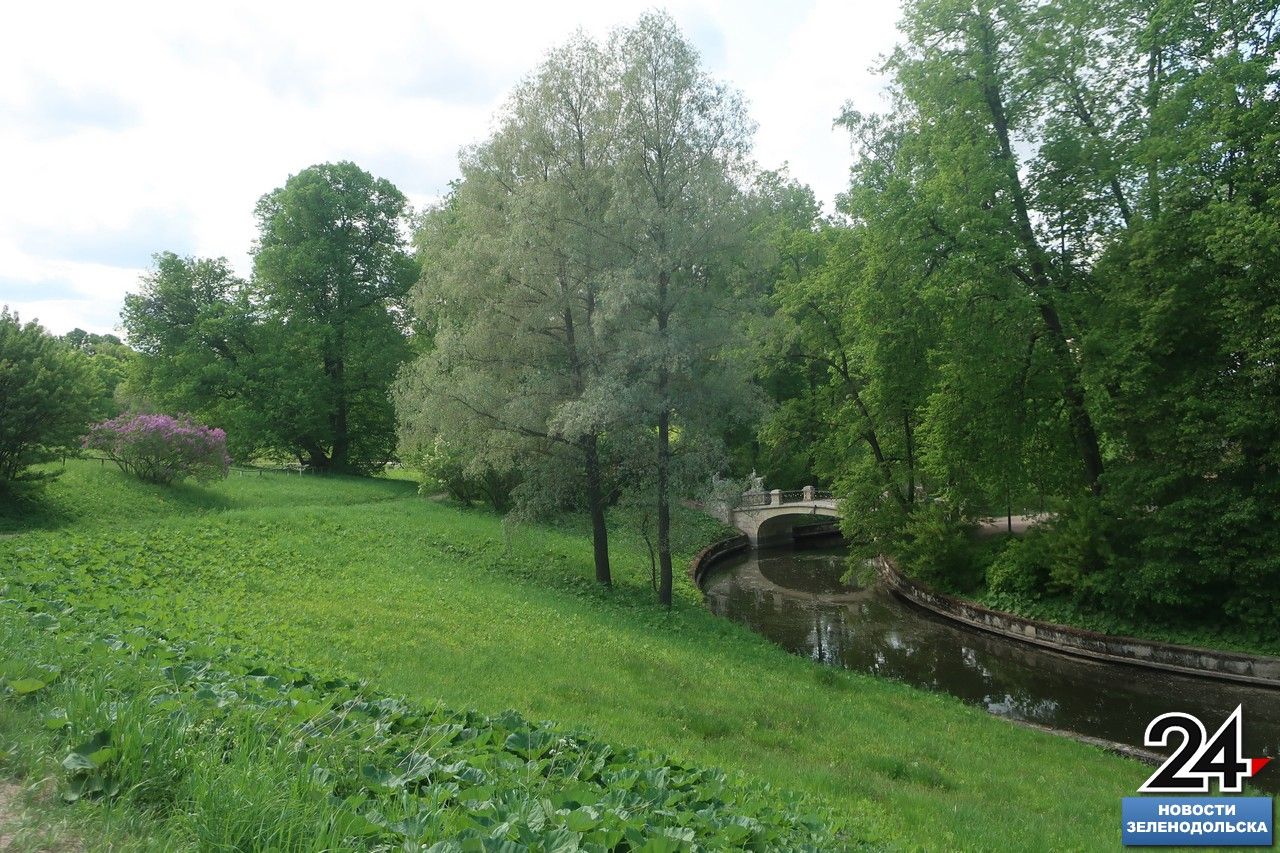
1067, 83, 1133, 226
584, 435, 612, 586
301, 440, 329, 471
1036, 303, 1105, 493
330, 355, 350, 472
1145, 42, 1162, 220
656, 270, 673, 608
657, 404, 673, 607
559, 265, 612, 586
903, 409, 916, 505
976, 12, 1104, 495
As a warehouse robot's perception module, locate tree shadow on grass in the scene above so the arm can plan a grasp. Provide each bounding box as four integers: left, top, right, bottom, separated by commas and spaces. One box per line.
0, 478, 74, 534
0, 469, 233, 535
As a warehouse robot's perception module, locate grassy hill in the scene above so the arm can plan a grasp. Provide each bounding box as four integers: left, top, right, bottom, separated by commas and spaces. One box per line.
0, 462, 1149, 849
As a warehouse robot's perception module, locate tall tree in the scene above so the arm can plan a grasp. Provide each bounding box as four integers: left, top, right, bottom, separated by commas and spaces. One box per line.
397, 33, 621, 584
882, 0, 1106, 496
400, 19, 761, 599
252, 162, 417, 472
124, 163, 415, 473
733, 171, 830, 487
609, 11, 757, 605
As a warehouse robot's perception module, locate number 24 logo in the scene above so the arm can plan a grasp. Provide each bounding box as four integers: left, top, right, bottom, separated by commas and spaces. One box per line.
1140, 705, 1272, 793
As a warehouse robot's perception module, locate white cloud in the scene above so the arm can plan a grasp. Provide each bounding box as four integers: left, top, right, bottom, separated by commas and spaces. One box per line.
0, 0, 902, 335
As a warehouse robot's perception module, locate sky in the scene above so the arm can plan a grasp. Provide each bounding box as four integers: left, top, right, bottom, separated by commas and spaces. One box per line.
0, 0, 902, 337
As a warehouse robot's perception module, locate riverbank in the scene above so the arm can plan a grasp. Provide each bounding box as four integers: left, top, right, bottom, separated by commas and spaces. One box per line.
878, 557, 1280, 687
0, 461, 1153, 849
972, 585, 1280, 659
689, 527, 1280, 682
695, 537, 1280, 790
947, 524, 1280, 660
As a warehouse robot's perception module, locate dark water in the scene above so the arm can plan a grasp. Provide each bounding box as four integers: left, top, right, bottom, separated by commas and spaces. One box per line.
703, 541, 1280, 789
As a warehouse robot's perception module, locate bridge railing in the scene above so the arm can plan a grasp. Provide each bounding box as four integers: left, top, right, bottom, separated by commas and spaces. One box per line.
733, 486, 834, 509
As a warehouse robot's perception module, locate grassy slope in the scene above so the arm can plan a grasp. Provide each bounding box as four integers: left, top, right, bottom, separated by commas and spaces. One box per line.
1, 462, 1150, 850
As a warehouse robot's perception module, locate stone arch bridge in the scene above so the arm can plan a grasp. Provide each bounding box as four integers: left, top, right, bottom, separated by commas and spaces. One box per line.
713, 487, 842, 546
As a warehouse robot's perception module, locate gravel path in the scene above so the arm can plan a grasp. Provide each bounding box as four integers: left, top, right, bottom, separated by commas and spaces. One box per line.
0, 783, 20, 851
0, 781, 81, 852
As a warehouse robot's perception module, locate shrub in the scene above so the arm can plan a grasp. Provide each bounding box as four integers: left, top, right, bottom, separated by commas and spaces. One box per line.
985, 536, 1047, 598
401, 436, 518, 510
894, 501, 984, 592
0, 308, 100, 485
84, 414, 230, 485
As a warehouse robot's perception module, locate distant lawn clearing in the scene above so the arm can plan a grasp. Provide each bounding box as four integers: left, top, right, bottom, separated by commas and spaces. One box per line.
0, 462, 1150, 849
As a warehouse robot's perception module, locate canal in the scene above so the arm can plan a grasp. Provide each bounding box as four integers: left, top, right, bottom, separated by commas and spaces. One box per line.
702, 539, 1280, 791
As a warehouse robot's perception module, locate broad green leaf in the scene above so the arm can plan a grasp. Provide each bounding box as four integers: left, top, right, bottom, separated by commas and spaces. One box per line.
9, 677, 47, 695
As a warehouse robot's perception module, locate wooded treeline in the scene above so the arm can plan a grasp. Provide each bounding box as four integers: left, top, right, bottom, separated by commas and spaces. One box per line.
121, 162, 416, 474
765, 0, 1280, 631
11, 1, 1275, 625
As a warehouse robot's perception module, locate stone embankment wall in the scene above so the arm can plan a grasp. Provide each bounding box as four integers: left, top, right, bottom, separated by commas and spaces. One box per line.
877, 557, 1280, 688
688, 532, 1280, 688
688, 534, 750, 586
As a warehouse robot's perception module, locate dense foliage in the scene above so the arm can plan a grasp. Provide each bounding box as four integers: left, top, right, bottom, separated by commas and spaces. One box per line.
83, 413, 230, 485
761, 0, 1280, 636
60, 329, 135, 419
0, 309, 99, 485
123, 162, 416, 474
252, 162, 417, 473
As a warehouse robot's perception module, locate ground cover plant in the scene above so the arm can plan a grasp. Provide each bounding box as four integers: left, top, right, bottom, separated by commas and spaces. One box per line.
0, 600, 834, 850
0, 462, 1154, 849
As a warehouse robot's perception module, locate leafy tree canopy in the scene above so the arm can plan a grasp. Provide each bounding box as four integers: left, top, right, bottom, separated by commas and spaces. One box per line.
0, 309, 100, 484
124, 162, 416, 473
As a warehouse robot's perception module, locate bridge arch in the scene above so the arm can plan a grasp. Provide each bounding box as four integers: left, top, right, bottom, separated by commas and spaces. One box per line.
753, 511, 842, 546
721, 487, 842, 546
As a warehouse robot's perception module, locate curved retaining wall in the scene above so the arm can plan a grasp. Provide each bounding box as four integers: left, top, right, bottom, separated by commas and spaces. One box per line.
876, 557, 1280, 688
690, 526, 841, 584
688, 534, 750, 586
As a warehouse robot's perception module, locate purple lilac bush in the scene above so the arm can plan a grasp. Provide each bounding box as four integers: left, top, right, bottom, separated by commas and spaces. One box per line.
83, 414, 231, 485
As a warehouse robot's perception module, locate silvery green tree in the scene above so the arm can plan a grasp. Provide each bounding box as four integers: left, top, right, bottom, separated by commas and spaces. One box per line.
396, 33, 622, 584
606, 12, 758, 606
398, 15, 761, 602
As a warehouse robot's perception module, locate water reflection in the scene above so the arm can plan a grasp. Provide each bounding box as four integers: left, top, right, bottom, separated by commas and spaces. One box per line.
703, 541, 1280, 790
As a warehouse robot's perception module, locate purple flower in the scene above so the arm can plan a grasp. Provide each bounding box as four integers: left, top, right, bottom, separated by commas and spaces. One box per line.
83, 414, 231, 485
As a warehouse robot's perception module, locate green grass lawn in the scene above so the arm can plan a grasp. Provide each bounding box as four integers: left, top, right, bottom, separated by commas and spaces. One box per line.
0, 461, 1152, 850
